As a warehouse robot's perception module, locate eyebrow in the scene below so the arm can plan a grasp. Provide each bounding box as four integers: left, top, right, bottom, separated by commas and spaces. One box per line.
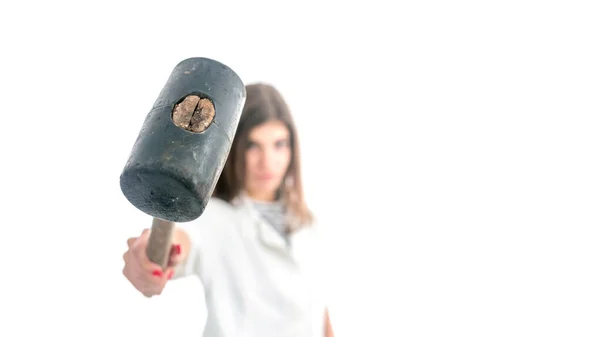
247, 136, 290, 145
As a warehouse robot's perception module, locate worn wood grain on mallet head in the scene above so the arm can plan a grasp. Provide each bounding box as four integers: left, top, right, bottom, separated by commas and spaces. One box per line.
172, 95, 215, 133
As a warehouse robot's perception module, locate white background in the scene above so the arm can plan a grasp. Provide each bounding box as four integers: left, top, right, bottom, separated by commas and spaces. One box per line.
1, 0, 599, 336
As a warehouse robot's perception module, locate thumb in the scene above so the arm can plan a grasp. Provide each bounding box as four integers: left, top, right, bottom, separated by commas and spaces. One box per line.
132, 229, 158, 268
168, 243, 185, 267
131, 229, 151, 249
140, 228, 151, 240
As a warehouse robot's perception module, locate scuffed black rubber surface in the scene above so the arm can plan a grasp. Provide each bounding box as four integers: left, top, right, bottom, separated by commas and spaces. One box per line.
120, 57, 246, 222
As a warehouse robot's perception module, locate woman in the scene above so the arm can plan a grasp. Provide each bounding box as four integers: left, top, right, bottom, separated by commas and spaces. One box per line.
122, 83, 334, 337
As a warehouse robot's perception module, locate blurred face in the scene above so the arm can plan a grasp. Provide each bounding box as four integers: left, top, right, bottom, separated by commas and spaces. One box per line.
244, 120, 292, 201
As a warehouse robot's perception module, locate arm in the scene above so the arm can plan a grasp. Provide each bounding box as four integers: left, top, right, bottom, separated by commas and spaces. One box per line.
324, 308, 334, 337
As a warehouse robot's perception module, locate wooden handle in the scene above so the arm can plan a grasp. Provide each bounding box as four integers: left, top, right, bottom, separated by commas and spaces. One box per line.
147, 218, 175, 270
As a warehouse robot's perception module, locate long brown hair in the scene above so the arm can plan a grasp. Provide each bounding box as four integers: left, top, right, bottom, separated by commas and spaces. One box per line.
213, 82, 313, 227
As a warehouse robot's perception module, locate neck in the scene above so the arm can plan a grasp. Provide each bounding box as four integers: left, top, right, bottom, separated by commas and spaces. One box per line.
246, 190, 277, 203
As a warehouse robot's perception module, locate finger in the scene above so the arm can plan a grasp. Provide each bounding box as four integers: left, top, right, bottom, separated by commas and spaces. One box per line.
124, 249, 151, 276
162, 266, 176, 280
131, 229, 151, 250
138, 255, 166, 274
141, 264, 175, 283
123, 254, 147, 282
123, 254, 168, 299
127, 262, 165, 290
124, 248, 164, 283
139, 269, 170, 295
128, 229, 170, 275
127, 237, 137, 248
168, 244, 183, 267
130, 230, 151, 255
123, 264, 148, 290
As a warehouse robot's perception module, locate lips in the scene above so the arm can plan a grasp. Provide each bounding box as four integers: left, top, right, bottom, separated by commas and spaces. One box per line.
256, 173, 274, 180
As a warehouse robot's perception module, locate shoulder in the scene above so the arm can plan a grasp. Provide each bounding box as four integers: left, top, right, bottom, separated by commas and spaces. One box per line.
292, 209, 326, 245
178, 197, 241, 238
202, 197, 237, 219
302, 208, 323, 233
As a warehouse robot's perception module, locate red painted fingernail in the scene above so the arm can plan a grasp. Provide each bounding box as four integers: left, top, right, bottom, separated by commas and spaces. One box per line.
173, 244, 181, 255
168, 270, 174, 279
152, 269, 163, 277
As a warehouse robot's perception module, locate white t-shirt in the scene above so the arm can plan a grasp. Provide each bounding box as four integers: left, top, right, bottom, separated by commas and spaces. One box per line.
173, 194, 329, 337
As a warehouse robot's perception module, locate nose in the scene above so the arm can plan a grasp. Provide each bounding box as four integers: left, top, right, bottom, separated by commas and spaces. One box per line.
258, 147, 276, 170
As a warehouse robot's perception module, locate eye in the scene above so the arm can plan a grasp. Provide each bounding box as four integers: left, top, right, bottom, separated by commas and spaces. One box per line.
246, 141, 258, 150
275, 139, 290, 148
